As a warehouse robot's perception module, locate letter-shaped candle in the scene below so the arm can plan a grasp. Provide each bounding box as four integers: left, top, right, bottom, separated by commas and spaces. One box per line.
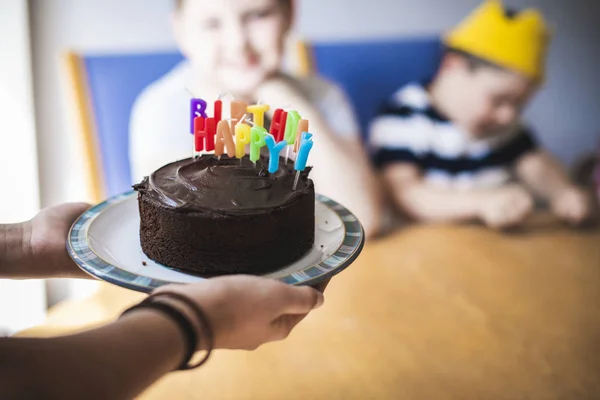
190, 98, 207, 133
235, 123, 251, 159
269, 108, 288, 142
230, 100, 248, 130
264, 135, 287, 173
295, 119, 309, 152
283, 110, 301, 144
194, 116, 216, 152
215, 120, 235, 157
250, 126, 267, 163
294, 132, 313, 171
246, 104, 270, 128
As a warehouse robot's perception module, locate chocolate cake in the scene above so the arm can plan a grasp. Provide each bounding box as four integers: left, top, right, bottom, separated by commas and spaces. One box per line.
133, 154, 315, 275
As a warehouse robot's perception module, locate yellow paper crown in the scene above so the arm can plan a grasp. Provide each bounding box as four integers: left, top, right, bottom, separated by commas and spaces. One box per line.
443, 0, 552, 82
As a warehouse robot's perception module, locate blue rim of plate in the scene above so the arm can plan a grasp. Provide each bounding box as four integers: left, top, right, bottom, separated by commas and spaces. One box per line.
67, 191, 365, 293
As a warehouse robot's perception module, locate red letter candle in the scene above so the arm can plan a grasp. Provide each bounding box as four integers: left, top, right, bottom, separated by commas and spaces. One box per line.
194, 116, 216, 152
269, 108, 288, 142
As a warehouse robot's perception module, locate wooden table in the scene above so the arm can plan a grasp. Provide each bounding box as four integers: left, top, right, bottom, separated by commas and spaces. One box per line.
20, 214, 600, 399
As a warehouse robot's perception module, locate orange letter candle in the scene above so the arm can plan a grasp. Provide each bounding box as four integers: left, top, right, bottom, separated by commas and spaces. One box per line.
215, 120, 236, 157
295, 119, 309, 152
230, 100, 248, 130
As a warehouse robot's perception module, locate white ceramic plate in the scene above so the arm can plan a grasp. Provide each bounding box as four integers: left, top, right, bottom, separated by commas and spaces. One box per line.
68, 191, 364, 292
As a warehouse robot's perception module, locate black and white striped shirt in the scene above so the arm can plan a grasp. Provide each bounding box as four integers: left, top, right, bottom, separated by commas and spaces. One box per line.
368, 83, 537, 189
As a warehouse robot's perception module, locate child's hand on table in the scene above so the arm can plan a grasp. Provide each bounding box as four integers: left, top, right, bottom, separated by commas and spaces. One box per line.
478, 184, 534, 229
550, 186, 595, 226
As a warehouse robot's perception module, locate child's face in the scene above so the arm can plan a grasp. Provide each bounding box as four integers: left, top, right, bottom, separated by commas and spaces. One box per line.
174, 0, 291, 95
439, 59, 537, 138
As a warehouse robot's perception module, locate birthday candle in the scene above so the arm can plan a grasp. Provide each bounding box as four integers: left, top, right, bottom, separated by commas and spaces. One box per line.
269, 109, 288, 142
295, 119, 309, 152
230, 100, 247, 130
292, 132, 314, 190
190, 98, 208, 133
215, 120, 235, 157
250, 126, 267, 163
235, 122, 251, 159
194, 116, 216, 152
247, 104, 270, 128
283, 110, 301, 144
264, 135, 288, 173
294, 132, 314, 171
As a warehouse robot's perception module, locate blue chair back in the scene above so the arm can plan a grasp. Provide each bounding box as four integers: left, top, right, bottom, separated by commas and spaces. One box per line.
83, 52, 183, 197
310, 37, 443, 138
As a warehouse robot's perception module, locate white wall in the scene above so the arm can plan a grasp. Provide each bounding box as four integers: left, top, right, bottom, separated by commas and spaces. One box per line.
0, 0, 45, 334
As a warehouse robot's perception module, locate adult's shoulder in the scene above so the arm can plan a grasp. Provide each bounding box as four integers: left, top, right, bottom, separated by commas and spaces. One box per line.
290, 74, 360, 138
292, 74, 349, 105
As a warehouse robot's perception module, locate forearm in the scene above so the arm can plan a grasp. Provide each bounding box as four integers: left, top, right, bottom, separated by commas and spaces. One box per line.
0, 222, 32, 278
516, 150, 573, 200
0, 309, 184, 400
393, 181, 482, 223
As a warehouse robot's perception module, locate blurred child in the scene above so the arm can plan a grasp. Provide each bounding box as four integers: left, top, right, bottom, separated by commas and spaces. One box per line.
369, 0, 594, 229
129, 0, 382, 237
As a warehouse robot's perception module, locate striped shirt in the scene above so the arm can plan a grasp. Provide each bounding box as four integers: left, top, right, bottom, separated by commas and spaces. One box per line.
368, 83, 538, 190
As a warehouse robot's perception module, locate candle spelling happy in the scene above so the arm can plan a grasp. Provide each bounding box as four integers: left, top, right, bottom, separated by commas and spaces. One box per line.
188, 96, 314, 184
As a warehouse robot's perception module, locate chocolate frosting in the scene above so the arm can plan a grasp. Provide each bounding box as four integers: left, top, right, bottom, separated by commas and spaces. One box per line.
133, 155, 312, 215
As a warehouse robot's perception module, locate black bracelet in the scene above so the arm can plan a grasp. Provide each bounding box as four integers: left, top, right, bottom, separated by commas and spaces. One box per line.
120, 300, 197, 370
148, 291, 214, 370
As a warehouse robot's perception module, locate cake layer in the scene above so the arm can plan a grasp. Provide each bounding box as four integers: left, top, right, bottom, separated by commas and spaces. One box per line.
134, 155, 315, 275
